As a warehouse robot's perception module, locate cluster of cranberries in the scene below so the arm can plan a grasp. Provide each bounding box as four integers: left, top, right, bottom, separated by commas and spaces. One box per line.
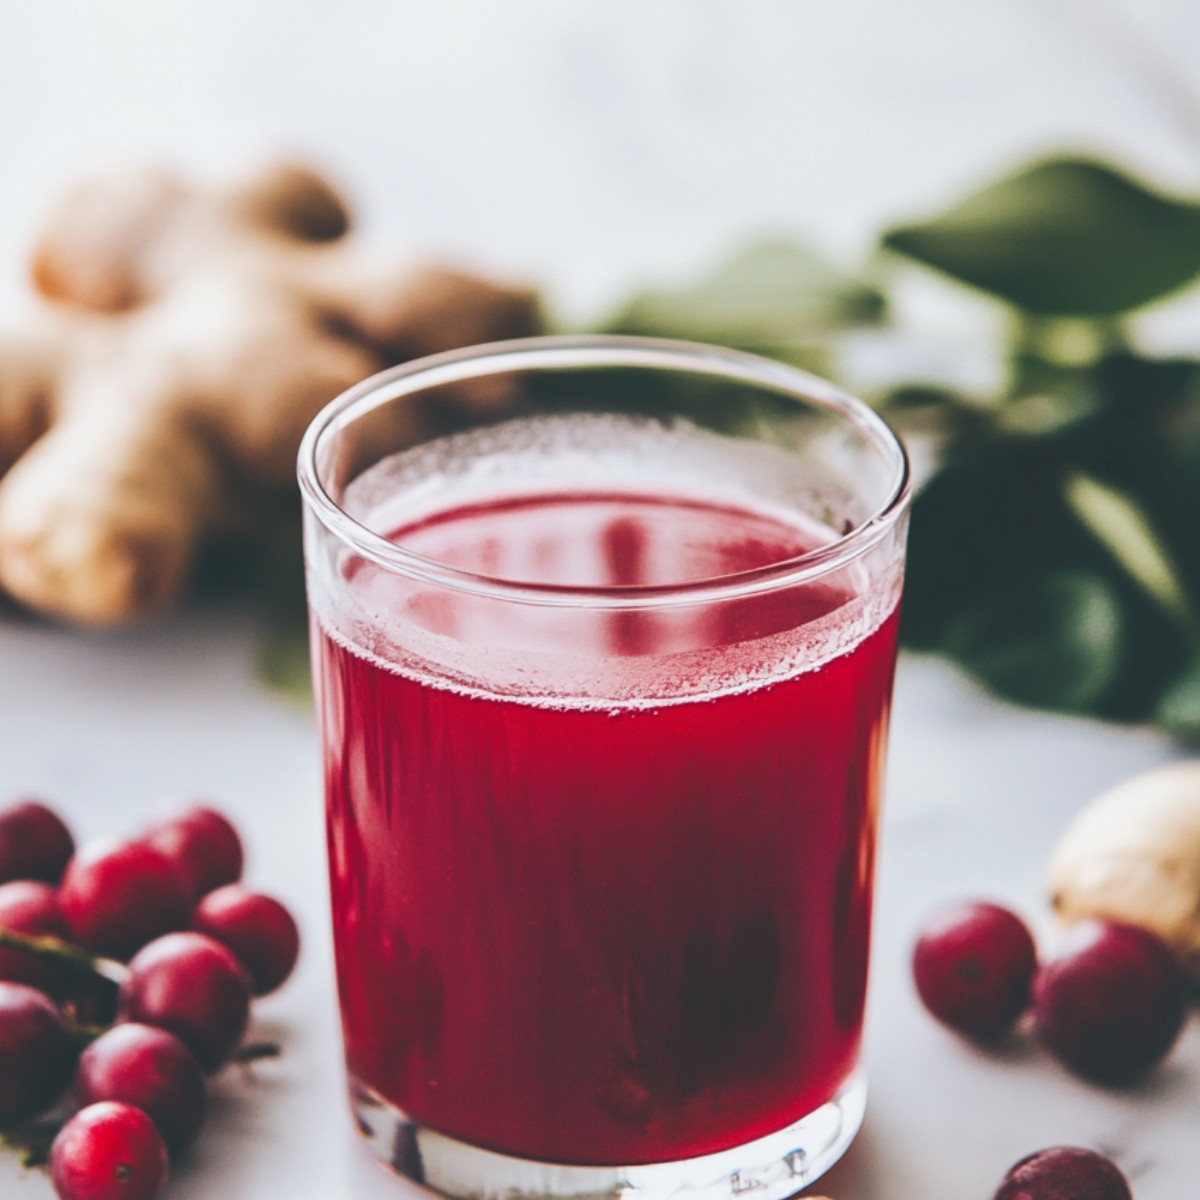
913, 899, 1190, 1084
0, 797, 300, 1200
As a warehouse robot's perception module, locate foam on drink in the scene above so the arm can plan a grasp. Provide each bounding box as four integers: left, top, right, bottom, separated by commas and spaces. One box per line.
309, 413, 901, 709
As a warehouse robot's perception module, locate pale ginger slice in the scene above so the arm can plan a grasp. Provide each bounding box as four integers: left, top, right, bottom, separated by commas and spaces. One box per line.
0, 162, 540, 625
1047, 761, 1200, 978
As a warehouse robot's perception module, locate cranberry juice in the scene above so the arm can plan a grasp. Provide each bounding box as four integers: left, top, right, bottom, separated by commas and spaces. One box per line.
313, 476, 900, 1166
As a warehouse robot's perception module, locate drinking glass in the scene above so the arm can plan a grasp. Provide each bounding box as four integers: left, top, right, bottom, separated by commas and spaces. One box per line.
298, 336, 910, 1200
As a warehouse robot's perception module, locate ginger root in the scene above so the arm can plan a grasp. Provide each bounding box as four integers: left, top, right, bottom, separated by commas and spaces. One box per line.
1047, 761, 1200, 978
0, 162, 539, 625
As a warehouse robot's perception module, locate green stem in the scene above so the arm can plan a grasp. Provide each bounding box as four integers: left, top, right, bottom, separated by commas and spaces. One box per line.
1010, 313, 1128, 369
0, 1122, 59, 1169
0, 928, 129, 985
235, 1041, 281, 1063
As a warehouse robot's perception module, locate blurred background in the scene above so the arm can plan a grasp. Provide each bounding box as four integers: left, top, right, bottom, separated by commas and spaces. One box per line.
1, 0, 1198, 327
7, 0, 1199, 727
2, 5, 1200, 1198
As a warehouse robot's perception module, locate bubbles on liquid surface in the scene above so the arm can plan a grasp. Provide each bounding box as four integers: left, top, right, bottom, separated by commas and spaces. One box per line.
312, 413, 901, 708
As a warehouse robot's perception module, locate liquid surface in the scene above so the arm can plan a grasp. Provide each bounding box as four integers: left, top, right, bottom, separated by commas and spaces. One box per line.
389, 490, 826, 588
315, 486, 900, 1165
341, 492, 864, 684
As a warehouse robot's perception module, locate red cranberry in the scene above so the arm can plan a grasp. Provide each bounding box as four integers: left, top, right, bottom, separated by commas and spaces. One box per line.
121, 932, 250, 1073
0, 980, 76, 1127
76, 1023, 206, 1153
0, 799, 75, 884
59, 839, 192, 960
913, 900, 1038, 1041
145, 806, 243, 900
50, 1101, 168, 1200
1034, 919, 1189, 1083
193, 884, 300, 995
0, 879, 73, 996
993, 1145, 1132, 1199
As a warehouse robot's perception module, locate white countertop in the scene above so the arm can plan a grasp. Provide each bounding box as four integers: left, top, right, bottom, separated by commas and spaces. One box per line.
0, 607, 1192, 1199
1, 3, 1199, 1196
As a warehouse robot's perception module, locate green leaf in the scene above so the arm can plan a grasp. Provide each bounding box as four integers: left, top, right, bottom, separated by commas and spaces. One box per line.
1157, 659, 1200, 740
603, 237, 886, 364
1063, 471, 1197, 634
257, 618, 313, 707
943, 571, 1123, 712
882, 156, 1200, 315
995, 384, 1100, 437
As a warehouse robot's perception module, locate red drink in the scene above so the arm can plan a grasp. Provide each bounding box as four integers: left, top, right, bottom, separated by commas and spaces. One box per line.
313, 485, 901, 1166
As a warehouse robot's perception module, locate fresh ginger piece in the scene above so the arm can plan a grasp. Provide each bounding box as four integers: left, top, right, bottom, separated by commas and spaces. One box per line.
0, 162, 539, 625
1048, 761, 1200, 979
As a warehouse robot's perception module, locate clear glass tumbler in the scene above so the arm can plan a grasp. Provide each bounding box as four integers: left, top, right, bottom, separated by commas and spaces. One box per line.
298, 336, 910, 1200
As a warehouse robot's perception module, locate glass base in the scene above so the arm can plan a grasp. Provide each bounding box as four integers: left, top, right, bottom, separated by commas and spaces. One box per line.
349, 1071, 866, 1200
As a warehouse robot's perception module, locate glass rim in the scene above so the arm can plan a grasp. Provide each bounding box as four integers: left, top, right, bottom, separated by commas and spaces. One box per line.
296, 334, 912, 610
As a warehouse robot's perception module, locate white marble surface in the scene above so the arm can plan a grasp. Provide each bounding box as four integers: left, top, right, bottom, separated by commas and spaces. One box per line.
1, 3, 1200, 1197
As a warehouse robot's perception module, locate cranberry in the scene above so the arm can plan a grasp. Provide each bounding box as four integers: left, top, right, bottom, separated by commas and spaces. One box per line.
0, 799, 75, 884
50, 1101, 168, 1200
193, 884, 299, 995
0, 980, 76, 1127
912, 900, 1038, 1041
76, 1023, 207, 1153
145, 806, 243, 899
121, 932, 250, 1073
59, 839, 192, 960
993, 1145, 1132, 1199
0, 879, 74, 996
1034, 919, 1188, 1083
